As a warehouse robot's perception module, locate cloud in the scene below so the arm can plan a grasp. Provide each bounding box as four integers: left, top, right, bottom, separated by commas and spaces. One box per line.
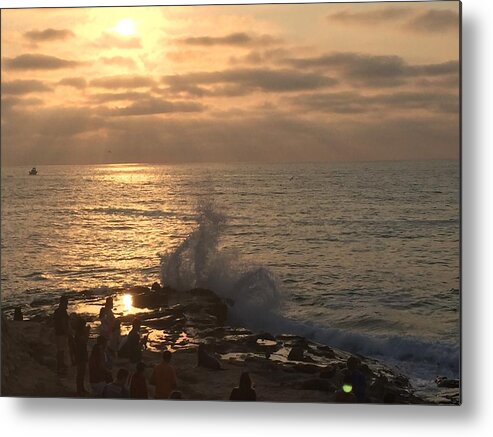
1, 105, 106, 165
283, 53, 458, 87
417, 75, 459, 89
2, 104, 458, 165
285, 91, 458, 115
90, 91, 149, 104
163, 68, 337, 95
93, 32, 141, 49
107, 97, 205, 116
230, 48, 292, 66
89, 75, 156, 89
23, 28, 74, 42
176, 32, 281, 47
3, 105, 103, 139
327, 6, 459, 34
2, 79, 52, 95
406, 10, 459, 33
99, 56, 137, 68
328, 7, 413, 25
58, 77, 87, 89
101, 113, 459, 163
1, 96, 44, 113
3, 53, 81, 70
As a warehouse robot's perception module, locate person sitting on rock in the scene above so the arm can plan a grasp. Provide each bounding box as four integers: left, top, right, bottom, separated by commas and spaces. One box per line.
229, 372, 257, 401
119, 318, 143, 363
74, 317, 90, 396
89, 336, 112, 396
346, 356, 367, 402
103, 368, 130, 398
130, 361, 148, 399
53, 295, 70, 374
150, 350, 177, 399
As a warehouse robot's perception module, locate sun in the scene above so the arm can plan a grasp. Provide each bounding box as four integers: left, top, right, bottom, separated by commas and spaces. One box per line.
115, 19, 136, 36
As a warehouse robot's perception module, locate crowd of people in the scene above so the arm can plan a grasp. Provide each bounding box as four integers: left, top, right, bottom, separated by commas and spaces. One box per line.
51, 295, 259, 401
51, 294, 369, 402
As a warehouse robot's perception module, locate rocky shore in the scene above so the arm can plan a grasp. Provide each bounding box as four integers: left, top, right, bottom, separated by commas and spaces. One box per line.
1, 285, 459, 404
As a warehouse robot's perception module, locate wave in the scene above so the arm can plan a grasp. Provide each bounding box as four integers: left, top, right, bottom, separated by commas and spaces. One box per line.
160, 202, 459, 381
89, 207, 178, 218
22, 271, 50, 281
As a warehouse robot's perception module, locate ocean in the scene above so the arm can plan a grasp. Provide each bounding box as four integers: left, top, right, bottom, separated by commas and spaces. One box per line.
0, 160, 460, 391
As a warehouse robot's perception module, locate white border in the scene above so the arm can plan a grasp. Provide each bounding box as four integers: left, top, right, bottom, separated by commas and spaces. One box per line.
2, 0, 493, 436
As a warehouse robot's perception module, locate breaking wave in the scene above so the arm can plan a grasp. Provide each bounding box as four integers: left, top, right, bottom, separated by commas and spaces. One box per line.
160, 202, 459, 380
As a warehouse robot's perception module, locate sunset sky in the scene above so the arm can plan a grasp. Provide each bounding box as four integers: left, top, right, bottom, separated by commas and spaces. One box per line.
1, 1, 460, 165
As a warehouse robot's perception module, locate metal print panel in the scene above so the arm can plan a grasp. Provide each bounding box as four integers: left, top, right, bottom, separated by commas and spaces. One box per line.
0, 1, 461, 404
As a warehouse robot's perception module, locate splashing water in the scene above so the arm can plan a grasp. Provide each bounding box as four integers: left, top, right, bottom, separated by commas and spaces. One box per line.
159, 202, 459, 382
160, 202, 282, 313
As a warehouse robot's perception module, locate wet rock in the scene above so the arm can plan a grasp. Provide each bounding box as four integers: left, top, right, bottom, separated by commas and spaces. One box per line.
151, 282, 162, 292
145, 315, 186, 329
288, 346, 305, 361
394, 374, 410, 389
132, 291, 168, 309
128, 285, 151, 293
316, 345, 336, 358
292, 363, 321, 374
197, 344, 223, 370
435, 376, 460, 388
300, 378, 336, 392
369, 375, 388, 399
319, 365, 337, 379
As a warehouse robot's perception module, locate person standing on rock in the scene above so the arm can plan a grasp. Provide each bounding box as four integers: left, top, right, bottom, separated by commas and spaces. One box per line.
53, 295, 70, 374
100, 296, 115, 340
89, 335, 113, 396
335, 372, 357, 403
107, 320, 122, 368
150, 350, 177, 399
119, 318, 143, 363
74, 317, 90, 396
346, 356, 367, 403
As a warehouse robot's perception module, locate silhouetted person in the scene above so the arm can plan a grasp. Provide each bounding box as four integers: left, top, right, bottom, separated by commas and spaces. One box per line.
229, 372, 256, 401
335, 372, 357, 403
107, 320, 122, 368
74, 318, 90, 396
119, 318, 142, 363
100, 296, 115, 340
103, 368, 130, 398
89, 336, 112, 396
130, 362, 148, 399
13, 307, 23, 321
346, 356, 367, 402
53, 296, 70, 374
150, 350, 177, 399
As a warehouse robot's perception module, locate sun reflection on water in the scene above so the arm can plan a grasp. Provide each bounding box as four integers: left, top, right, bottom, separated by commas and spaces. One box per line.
122, 293, 133, 311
